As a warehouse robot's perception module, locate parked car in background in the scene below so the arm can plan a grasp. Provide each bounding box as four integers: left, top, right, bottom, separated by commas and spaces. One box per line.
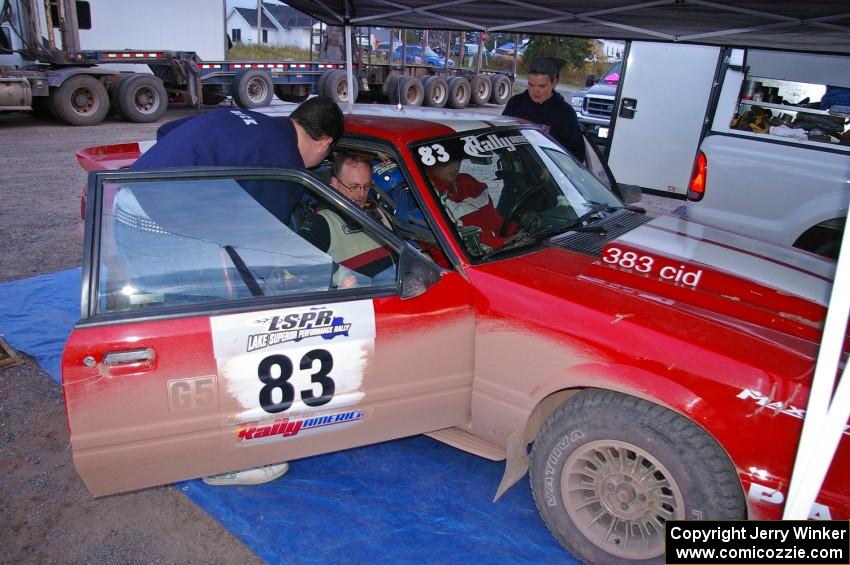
392, 45, 455, 67
570, 61, 621, 142
66, 105, 847, 565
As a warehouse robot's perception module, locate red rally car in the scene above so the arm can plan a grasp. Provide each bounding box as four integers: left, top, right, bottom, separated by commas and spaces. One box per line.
65, 106, 848, 563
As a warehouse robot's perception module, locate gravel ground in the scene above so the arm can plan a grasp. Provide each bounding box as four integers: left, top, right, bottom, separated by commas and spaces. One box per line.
0, 100, 681, 563
0, 105, 263, 564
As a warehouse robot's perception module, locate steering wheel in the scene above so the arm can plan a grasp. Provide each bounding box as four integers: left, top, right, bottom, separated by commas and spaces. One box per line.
500, 184, 544, 236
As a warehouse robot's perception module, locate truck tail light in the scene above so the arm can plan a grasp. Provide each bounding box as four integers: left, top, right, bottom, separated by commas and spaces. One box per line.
687, 151, 707, 201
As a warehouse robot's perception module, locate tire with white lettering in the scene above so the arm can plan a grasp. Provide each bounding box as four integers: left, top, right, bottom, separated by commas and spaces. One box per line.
470, 74, 492, 105
232, 69, 273, 109
529, 389, 745, 564
117, 74, 168, 123
489, 74, 512, 105
446, 76, 470, 109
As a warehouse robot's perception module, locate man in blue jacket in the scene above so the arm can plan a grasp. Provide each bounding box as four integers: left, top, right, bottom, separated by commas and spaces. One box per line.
126, 97, 344, 487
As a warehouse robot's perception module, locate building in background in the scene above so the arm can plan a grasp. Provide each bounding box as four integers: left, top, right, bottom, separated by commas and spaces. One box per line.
227, 2, 313, 49
597, 39, 624, 62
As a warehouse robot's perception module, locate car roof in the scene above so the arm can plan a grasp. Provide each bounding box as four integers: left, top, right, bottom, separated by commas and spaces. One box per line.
260, 103, 525, 144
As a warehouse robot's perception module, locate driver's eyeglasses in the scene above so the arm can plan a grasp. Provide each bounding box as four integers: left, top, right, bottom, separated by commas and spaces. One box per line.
335, 178, 375, 193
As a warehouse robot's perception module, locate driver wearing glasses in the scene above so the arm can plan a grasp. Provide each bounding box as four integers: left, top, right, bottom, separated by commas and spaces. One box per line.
299, 152, 395, 287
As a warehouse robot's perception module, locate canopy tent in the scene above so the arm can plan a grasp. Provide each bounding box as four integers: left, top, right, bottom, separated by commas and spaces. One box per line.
289, 0, 850, 523
286, 0, 850, 55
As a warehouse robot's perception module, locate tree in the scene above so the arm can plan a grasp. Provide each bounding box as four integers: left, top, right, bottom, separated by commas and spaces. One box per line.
521, 35, 593, 72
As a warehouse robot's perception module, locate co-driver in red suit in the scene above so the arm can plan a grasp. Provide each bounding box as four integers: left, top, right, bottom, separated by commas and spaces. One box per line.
426, 157, 517, 251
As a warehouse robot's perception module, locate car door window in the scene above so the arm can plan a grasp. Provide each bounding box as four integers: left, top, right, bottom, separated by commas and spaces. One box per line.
95, 173, 399, 314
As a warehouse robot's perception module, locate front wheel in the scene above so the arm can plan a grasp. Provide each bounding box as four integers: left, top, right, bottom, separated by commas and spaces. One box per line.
529, 389, 745, 564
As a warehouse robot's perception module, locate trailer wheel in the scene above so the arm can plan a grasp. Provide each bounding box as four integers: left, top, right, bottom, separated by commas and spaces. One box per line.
117, 74, 167, 123
470, 74, 492, 105
446, 76, 470, 109
385, 76, 400, 103
50, 75, 109, 126
317, 70, 333, 100
423, 76, 448, 108
395, 76, 424, 106
232, 69, 273, 109
324, 69, 359, 104
529, 389, 745, 564
489, 74, 512, 105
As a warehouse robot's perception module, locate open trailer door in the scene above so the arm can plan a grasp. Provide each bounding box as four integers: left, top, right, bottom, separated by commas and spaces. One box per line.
606, 41, 722, 197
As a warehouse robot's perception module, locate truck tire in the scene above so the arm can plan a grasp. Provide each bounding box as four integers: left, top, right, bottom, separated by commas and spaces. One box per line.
108, 74, 132, 117
423, 76, 448, 108
489, 74, 512, 105
395, 76, 424, 106
232, 69, 273, 109
317, 70, 333, 100
117, 74, 168, 123
50, 75, 109, 126
385, 76, 400, 103
529, 389, 745, 564
446, 76, 470, 109
470, 74, 492, 105
323, 69, 359, 104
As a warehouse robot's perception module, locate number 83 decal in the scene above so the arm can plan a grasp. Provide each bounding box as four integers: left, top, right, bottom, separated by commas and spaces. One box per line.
257, 349, 335, 413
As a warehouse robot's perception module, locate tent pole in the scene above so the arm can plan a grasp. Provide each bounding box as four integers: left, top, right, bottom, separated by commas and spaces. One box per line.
783, 216, 850, 519
345, 23, 355, 112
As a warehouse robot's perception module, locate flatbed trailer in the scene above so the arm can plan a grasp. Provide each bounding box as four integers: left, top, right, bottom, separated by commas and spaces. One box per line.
197, 58, 514, 109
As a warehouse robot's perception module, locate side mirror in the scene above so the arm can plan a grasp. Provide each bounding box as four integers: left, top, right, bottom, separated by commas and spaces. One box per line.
399, 246, 443, 300
585, 74, 595, 87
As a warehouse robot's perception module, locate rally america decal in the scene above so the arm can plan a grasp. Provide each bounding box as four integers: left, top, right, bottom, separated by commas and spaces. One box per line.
236, 410, 365, 445
211, 301, 375, 423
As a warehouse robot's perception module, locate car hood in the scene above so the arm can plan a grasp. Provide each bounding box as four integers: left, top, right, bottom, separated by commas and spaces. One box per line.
514, 213, 835, 343
584, 82, 617, 96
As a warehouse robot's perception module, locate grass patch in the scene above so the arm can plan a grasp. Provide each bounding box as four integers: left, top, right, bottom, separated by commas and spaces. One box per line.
227, 44, 312, 61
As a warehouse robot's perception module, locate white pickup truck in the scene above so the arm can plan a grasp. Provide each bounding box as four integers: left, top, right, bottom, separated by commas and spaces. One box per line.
605, 42, 849, 259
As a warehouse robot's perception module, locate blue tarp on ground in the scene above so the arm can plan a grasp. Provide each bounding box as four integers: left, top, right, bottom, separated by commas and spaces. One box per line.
0, 269, 576, 563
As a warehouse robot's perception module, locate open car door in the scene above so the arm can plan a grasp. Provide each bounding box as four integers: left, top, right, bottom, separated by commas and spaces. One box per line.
62, 167, 475, 496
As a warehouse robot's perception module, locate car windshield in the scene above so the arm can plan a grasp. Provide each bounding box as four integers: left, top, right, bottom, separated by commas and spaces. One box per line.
412, 128, 623, 260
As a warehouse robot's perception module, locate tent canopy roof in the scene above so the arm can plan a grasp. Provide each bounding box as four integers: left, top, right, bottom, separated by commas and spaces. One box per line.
285, 0, 850, 55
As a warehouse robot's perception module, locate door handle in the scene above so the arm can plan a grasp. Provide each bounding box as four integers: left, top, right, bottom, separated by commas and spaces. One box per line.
103, 348, 155, 366
619, 97, 638, 119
